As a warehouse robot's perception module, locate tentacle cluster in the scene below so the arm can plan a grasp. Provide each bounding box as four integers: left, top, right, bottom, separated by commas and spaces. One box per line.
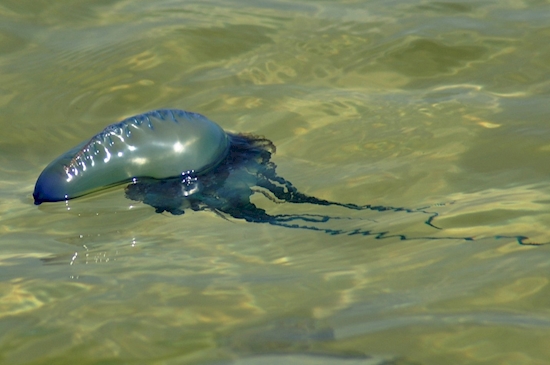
125, 133, 539, 245
123, 134, 463, 241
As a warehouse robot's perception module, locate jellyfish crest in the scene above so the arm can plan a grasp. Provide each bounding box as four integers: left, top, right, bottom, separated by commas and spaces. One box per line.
33, 109, 229, 204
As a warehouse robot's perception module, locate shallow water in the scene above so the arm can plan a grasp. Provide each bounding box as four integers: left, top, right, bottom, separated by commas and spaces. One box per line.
2, 0, 550, 364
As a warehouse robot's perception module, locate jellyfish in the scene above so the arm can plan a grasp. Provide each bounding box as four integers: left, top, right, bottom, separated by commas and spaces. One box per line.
33, 109, 535, 244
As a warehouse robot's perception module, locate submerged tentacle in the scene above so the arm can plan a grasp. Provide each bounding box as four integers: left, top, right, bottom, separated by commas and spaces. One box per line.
254, 170, 443, 229
234, 141, 443, 229
124, 132, 541, 245
125, 132, 445, 237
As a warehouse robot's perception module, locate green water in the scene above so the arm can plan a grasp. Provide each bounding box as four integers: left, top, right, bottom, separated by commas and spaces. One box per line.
2, 0, 550, 364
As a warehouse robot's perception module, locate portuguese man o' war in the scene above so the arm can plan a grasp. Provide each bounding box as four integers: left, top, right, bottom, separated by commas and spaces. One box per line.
33, 109, 539, 245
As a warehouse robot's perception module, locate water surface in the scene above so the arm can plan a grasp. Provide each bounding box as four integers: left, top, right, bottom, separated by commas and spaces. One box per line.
1, 0, 550, 364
